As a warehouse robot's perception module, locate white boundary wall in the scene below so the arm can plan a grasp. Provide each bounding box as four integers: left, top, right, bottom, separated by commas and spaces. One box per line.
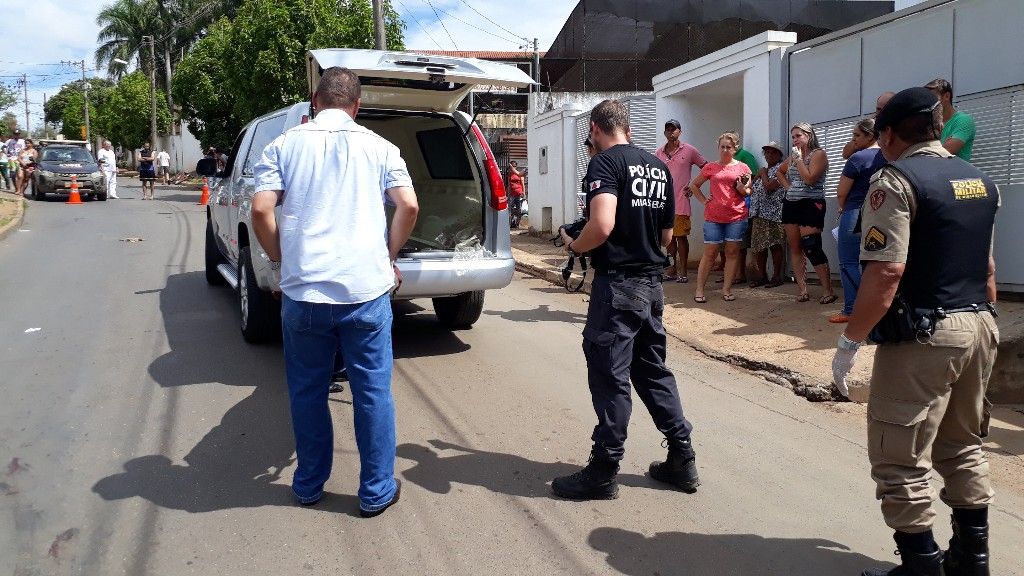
653, 32, 797, 257
786, 0, 1024, 290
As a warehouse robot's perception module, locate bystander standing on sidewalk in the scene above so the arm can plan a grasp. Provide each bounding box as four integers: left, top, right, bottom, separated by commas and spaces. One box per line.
0, 148, 10, 190
251, 67, 418, 517
689, 132, 752, 303
832, 118, 885, 323
778, 123, 836, 305
508, 160, 525, 228
552, 99, 700, 500
925, 78, 975, 161
747, 142, 786, 288
157, 148, 171, 185
655, 119, 706, 283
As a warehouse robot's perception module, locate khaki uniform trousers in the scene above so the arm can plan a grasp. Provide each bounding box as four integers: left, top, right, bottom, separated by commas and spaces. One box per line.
868, 311, 998, 533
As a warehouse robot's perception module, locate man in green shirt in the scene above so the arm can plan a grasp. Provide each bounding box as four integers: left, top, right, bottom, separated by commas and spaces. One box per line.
925, 78, 975, 161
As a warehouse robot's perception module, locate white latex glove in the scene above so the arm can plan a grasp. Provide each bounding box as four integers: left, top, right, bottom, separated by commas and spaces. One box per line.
791, 146, 803, 160
831, 334, 861, 398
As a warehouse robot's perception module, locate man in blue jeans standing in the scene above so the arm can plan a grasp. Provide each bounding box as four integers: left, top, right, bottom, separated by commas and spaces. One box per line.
251, 67, 419, 517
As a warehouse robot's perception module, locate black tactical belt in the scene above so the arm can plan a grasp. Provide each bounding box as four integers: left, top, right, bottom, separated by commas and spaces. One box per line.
934, 302, 997, 318
596, 269, 662, 279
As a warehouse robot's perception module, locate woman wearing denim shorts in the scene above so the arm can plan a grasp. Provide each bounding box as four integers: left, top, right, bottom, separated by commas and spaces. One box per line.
688, 132, 752, 302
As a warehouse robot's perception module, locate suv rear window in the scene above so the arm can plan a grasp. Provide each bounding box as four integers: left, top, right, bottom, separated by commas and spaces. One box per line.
416, 127, 473, 180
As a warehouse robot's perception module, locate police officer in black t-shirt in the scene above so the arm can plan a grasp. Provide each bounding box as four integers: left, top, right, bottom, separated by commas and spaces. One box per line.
552, 99, 699, 500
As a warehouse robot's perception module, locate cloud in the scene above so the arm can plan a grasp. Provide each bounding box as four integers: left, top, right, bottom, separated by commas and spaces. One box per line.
0, 0, 106, 128
396, 0, 575, 52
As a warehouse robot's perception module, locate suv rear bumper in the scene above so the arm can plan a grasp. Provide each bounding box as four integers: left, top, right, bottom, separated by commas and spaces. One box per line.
393, 256, 515, 298
249, 249, 515, 298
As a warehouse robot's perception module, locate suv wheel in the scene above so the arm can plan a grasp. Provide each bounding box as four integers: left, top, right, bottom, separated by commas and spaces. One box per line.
238, 246, 280, 343
32, 179, 45, 201
205, 219, 227, 286
432, 290, 485, 329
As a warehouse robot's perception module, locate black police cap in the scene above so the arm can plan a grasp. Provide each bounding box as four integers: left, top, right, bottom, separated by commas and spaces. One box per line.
875, 87, 940, 133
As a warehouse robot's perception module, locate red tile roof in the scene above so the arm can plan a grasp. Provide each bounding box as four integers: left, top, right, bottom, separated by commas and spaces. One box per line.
409, 50, 545, 61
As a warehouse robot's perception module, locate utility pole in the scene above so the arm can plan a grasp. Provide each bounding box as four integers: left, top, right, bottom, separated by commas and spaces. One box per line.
371, 0, 387, 50
532, 38, 540, 83
146, 35, 158, 147
21, 74, 29, 133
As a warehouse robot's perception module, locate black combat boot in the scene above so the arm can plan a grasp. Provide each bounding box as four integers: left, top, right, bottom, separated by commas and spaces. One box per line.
861, 531, 943, 576
648, 438, 699, 493
551, 454, 619, 500
944, 509, 989, 576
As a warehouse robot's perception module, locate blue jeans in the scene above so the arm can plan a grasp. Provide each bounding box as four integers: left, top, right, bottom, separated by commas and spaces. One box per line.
281, 292, 398, 512
837, 208, 862, 315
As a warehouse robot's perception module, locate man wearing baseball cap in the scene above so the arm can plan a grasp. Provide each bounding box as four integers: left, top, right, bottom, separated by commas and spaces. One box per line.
832, 87, 1000, 576
655, 119, 706, 283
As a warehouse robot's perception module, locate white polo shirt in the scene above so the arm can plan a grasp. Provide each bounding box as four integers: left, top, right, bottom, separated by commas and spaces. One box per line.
254, 108, 412, 305
157, 150, 170, 166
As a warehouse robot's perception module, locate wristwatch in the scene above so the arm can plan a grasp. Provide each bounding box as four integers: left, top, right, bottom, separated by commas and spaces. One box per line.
269, 260, 281, 271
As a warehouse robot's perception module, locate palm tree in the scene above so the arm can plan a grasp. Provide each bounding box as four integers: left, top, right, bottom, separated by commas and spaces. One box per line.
95, 0, 163, 81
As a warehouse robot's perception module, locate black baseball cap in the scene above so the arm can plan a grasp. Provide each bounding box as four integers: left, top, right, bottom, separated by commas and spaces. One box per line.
665, 119, 681, 130
874, 87, 940, 133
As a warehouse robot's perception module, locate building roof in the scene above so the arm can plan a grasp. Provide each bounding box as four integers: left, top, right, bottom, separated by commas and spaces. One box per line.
409, 50, 545, 61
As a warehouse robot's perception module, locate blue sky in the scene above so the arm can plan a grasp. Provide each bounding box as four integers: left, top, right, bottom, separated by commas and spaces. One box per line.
0, 0, 575, 131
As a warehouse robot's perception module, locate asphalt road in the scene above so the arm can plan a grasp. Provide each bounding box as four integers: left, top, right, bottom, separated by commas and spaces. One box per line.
2, 182, 1022, 575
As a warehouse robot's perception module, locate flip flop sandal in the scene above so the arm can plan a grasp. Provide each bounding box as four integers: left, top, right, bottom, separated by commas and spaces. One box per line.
723, 294, 736, 301
796, 293, 811, 302
661, 275, 678, 283
819, 294, 838, 305
764, 278, 784, 288
677, 276, 689, 283
748, 279, 766, 288
693, 295, 707, 303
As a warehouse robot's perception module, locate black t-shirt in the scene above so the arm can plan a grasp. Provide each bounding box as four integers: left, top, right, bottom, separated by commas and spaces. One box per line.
584, 144, 674, 273
139, 148, 154, 170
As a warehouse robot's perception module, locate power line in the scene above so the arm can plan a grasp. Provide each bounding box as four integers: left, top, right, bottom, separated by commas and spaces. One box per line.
426, 1, 523, 46
422, 0, 459, 50
396, 0, 445, 50
456, 0, 526, 44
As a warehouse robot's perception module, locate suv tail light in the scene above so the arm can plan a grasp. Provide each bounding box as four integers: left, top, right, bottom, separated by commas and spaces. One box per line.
470, 124, 507, 211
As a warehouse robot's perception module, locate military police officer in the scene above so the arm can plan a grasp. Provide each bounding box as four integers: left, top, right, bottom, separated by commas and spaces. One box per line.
832, 87, 999, 576
552, 99, 700, 500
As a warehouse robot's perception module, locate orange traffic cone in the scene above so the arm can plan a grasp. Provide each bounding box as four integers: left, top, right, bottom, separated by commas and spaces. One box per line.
66, 175, 83, 205
197, 179, 210, 206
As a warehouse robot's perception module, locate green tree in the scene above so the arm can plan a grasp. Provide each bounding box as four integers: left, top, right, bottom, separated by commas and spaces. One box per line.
95, 0, 163, 80
172, 17, 238, 151
0, 83, 16, 112
174, 0, 403, 150
44, 79, 115, 127
59, 92, 98, 140
2, 111, 19, 133
94, 71, 172, 147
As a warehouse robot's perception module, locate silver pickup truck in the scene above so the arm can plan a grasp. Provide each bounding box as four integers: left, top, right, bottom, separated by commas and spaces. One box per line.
198, 48, 534, 343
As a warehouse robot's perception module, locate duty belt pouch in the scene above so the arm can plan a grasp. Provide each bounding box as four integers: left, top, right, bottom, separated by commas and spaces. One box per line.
869, 294, 934, 344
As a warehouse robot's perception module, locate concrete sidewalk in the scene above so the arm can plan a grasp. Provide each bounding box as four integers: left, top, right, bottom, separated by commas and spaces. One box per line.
0, 191, 26, 242
511, 229, 1024, 405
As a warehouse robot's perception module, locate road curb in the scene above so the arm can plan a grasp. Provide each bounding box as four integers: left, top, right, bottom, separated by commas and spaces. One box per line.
0, 193, 26, 244
512, 248, 843, 402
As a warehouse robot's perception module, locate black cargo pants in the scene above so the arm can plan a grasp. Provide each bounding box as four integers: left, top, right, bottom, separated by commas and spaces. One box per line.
583, 273, 694, 461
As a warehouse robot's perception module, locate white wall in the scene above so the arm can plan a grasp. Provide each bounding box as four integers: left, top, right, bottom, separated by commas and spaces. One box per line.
155, 121, 204, 173
527, 106, 583, 232
787, 0, 1024, 288
654, 32, 796, 258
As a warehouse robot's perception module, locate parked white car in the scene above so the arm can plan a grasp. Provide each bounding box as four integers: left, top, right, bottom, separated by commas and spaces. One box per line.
198, 48, 534, 342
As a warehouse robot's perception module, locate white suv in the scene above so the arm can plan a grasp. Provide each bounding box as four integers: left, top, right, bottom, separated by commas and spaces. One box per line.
198, 49, 534, 342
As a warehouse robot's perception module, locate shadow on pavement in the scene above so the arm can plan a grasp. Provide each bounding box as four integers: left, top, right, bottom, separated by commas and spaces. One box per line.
483, 304, 587, 324
587, 526, 890, 576
397, 440, 679, 498
93, 272, 468, 514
